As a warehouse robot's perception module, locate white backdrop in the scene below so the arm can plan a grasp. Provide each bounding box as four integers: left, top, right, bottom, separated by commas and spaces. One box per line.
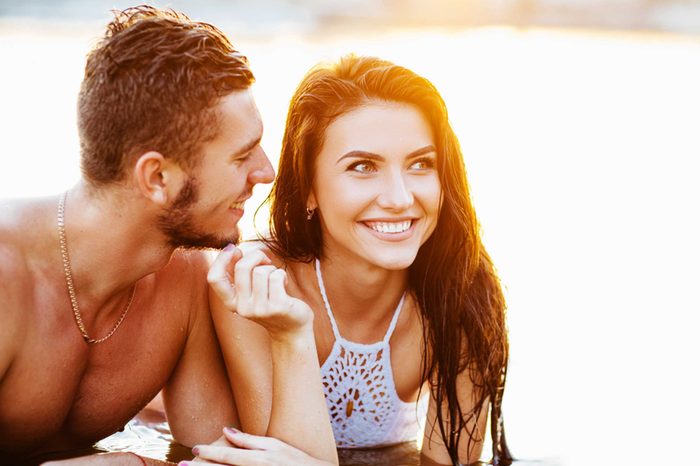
1, 17, 699, 466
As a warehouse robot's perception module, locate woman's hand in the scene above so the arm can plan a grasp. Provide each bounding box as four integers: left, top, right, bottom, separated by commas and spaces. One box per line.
207, 245, 314, 342
185, 427, 335, 466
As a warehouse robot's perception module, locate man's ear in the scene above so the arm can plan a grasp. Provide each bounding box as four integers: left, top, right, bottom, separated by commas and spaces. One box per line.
133, 151, 184, 205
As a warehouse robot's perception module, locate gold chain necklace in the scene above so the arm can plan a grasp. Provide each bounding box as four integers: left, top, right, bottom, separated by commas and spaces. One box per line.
58, 192, 136, 344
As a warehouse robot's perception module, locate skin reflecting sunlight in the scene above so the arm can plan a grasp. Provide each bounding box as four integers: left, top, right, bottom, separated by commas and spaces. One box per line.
1, 24, 698, 466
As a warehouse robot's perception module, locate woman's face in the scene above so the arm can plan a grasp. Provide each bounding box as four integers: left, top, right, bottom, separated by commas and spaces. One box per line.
309, 101, 442, 270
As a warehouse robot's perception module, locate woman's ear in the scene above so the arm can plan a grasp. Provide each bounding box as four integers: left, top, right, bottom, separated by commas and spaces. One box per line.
306, 191, 318, 211
133, 151, 184, 205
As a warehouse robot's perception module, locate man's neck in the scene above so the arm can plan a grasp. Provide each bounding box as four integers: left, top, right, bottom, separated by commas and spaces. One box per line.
60, 182, 175, 312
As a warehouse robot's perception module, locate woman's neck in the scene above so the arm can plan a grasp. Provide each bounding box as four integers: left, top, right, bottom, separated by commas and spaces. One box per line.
316, 252, 409, 335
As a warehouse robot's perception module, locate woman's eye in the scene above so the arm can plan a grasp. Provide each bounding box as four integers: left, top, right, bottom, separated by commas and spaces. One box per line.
348, 161, 376, 173
410, 157, 436, 170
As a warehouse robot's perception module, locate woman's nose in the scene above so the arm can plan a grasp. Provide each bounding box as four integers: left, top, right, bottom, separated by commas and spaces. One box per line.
377, 172, 413, 211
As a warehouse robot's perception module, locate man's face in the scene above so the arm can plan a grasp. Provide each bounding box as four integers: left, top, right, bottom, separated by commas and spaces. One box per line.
158, 89, 274, 249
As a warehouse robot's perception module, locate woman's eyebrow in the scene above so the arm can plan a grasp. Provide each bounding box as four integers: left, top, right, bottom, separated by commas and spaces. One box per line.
406, 145, 437, 158
336, 145, 436, 164
336, 150, 382, 163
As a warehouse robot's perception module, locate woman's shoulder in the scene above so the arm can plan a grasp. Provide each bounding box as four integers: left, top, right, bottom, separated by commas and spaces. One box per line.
238, 239, 287, 269
238, 239, 317, 296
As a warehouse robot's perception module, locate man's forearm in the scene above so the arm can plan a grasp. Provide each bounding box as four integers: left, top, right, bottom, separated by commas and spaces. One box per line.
41, 452, 175, 466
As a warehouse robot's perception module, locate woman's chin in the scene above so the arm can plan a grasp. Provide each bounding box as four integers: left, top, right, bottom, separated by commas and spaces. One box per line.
367, 252, 419, 271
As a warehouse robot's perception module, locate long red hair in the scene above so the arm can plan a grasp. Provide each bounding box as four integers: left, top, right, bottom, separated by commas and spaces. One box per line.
264, 55, 511, 465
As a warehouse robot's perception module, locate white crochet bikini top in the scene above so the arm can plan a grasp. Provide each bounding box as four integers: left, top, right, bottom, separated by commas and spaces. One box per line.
315, 259, 428, 449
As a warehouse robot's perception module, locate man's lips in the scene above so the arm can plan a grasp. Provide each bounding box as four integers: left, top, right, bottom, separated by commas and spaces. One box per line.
230, 194, 252, 210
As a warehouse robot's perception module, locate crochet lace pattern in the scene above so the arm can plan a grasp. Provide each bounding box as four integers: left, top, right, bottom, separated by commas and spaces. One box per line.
315, 259, 427, 448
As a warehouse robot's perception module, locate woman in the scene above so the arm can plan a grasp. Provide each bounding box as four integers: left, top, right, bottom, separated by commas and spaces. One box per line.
209, 55, 512, 466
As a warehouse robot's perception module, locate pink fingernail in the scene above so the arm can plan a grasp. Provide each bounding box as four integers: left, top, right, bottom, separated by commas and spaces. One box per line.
223, 244, 235, 252
224, 426, 240, 434
192, 446, 200, 456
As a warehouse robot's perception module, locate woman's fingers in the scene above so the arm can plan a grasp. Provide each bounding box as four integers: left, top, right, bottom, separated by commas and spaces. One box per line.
250, 265, 276, 316
222, 426, 285, 451
233, 249, 272, 306
209, 247, 313, 336
188, 429, 331, 466
188, 444, 260, 465
267, 269, 288, 310
268, 270, 313, 326
207, 245, 243, 310
180, 460, 228, 466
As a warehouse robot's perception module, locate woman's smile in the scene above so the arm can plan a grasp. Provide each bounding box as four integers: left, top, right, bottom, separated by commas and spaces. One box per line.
310, 101, 442, 270
360, 218, 417, 242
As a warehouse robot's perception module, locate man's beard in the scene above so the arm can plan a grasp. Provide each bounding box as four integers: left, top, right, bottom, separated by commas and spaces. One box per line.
157, 177, 240, 250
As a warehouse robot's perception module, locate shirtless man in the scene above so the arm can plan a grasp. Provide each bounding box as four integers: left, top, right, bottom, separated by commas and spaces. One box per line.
0, 6, 335, 465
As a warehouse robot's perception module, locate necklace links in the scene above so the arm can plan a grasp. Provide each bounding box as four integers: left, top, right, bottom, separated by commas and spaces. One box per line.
58, 192, 135, 344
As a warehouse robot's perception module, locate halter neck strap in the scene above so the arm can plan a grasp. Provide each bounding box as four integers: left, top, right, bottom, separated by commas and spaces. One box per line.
314, 258, 406, 343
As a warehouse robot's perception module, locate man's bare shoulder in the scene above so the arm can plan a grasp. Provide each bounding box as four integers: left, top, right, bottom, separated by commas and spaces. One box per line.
0, 197, 53, 291
161, 248, 212, 281
0, 199, 48, 377
0, 197, 55, 305
0, 197, 55, 248
0, 253, 24, 378
152, 249, 212, 323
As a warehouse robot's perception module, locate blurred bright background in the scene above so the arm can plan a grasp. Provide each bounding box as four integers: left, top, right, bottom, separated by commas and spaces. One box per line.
1, 1, 699, 465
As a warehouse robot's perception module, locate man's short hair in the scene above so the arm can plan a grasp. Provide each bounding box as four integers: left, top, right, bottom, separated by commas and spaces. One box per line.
78, 5, 254, 185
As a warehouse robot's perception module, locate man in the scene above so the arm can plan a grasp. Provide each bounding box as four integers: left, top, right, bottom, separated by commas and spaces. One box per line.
0, 6, 335, 465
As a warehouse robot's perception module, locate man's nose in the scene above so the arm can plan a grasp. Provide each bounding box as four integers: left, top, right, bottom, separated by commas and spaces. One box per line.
248, 147, 275, 185
378, 171, 413, 211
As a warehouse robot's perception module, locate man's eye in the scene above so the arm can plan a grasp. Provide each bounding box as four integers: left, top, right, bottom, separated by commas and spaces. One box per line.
233, 152, 252, 164
348, 161, 376, 173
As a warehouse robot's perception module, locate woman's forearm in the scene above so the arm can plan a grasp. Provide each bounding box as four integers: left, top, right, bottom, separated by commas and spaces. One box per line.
267, 328, 338, 465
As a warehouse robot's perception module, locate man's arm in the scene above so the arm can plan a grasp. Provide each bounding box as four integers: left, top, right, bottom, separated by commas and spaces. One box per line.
0, 247, 21, 382
41, 452, 166, 466
162, 252, 238, 447
0, 296, 18, 384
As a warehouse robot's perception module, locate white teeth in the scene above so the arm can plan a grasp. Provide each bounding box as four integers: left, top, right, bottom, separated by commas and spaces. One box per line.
366, 220, 412, 234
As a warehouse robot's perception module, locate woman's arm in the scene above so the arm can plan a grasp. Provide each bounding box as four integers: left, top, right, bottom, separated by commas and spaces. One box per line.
192, 427, 336, 466
420, 369, 489, 465
211, 303, 273, 434
208, 245, 337, 464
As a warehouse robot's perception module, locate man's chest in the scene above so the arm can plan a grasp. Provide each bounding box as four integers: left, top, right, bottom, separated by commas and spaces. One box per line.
0, 297, 191, 453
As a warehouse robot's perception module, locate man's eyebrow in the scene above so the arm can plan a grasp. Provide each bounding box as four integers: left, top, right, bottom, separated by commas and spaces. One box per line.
232, 136, 262, 158
336, 145, 437, 164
